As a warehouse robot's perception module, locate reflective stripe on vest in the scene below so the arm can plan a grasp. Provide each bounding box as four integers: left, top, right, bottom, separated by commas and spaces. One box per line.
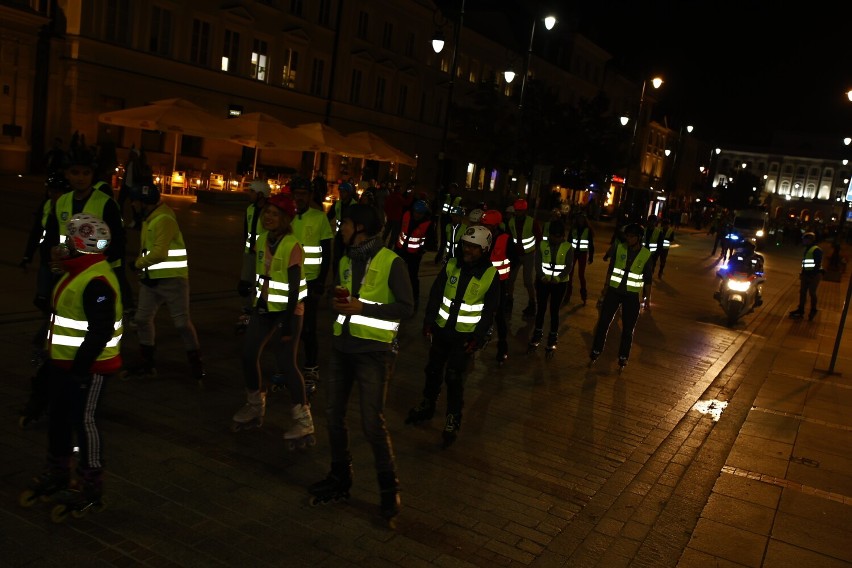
333, 247, 400, 343
802, 245, 819, 271
244, 205, 266, 252
490, 233, 511, 280
661, 228, 674, 248
292, 208, 333, 281
255, 233, 307, 311
646, 227, 661, 253
397, 212, 429, 252
141, 208, 189, 279
510, 216, 535, 252
540, 241, 572, 283
609, 244, 651, 293
435, 259, 496, 332
571, 227, 590, 251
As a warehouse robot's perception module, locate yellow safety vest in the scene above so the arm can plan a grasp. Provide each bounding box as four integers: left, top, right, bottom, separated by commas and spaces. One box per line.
244, 204, 267, 253
509, 215, 536, 252
292, 208, 333, 281
571, 227, 590, 251
334, 247, 400, 343
802, 245, 820, 272
140, 206, 189, 279
254, 233, 307, 311
609, 244, 651, 293
540, 241, 572, 283
435, 259, 496, 332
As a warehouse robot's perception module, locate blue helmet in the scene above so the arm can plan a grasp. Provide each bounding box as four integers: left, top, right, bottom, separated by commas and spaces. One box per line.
412, 200, 431, 215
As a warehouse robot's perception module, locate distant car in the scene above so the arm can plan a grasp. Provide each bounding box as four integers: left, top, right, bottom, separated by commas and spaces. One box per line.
731, 208, 769, 250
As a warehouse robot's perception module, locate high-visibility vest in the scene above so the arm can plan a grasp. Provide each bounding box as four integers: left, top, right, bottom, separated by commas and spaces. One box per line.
444, 222, 468, 259
292, 207, 333, 281
49, 261, 123, 373
441, 194, 462, 214
661, 227, 674, 249
254, 233, 307, 312
609, 244, 651, 293
244, 204, 267, 253
334, 247, 401, 343
540, 241, 572, 283
509, 215, 536, 253
38, 200, 52, 246
802, 245, 820, 272
140, 205, 189, 279
489, 232, 511, 280
571, 227, 590, 251
396, 211, 430, 253
645, 227, 662, 253
435, 259, 496, 332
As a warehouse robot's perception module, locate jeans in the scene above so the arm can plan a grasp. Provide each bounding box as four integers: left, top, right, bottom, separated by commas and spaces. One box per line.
592, 288, 641, 359
325, 348, 397, 474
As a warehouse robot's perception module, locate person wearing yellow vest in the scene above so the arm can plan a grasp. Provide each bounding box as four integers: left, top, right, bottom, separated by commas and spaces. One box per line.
589, 223, 652, 370
406, 225, 499, 448
565, 212, 595, 305
643, 214, 664, 276
235, 179, 269, 333
789, 231, 823, 320
328, 180, 357, 282
232, 193, 314, 449
435, 205, 468, 265
124, 183, 204, 383
21, 213, 122, 515
656, 216, 675, 279
309, 204, 413, 524
506, 198, 542, 317
290, 176, 334, 396
529, 220, 573, 357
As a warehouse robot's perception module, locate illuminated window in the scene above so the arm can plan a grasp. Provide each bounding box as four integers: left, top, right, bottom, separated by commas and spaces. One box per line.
282, 48, 298, 88
465, 163, 475, 188
251, 39, 268, 81
222, 30, 240, 73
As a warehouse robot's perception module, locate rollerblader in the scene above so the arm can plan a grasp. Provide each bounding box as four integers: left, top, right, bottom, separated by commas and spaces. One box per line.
408, 225, 499, 449
789, 232, 822, 321
236, 180, 269, 334
506, 199, 542, 318
565, 212, 594, 305
312, 204, 412, 523
19, 461, 71, 507
233, 193, 313, 447
530, 220, 572, 360
480, 210, 517, 367
49, 481, 107, 523
589, 223, 652, 369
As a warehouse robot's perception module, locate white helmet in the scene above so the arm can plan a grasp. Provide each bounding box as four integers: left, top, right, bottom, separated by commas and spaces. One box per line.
249, 179, 270, 196
468, 208, 484, 224
65, 213, 111, 254
460, 225, 492, 252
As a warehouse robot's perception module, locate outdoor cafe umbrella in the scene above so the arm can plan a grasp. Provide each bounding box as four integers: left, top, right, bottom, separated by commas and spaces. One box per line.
227, 112, 324, 177
98, 98, 231, 173
344, 131, 417, 166
291, 121, 355, 173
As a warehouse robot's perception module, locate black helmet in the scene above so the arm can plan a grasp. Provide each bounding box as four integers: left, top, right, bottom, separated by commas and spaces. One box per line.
623, 223, 645, 237
128, 183, 161, 205
344, 204, 383, 236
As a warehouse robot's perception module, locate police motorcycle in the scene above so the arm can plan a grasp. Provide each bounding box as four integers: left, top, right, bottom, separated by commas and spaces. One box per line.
714, 236, 764, 327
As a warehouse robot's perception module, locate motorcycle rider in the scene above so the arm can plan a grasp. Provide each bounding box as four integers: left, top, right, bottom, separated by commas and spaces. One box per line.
715, 240, 764, 306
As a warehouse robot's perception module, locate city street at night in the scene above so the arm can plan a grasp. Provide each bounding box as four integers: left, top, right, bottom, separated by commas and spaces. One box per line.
1, 175, 851, 567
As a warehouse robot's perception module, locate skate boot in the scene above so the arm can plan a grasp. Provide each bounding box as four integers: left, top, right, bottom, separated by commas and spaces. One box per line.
231, 390, 266, 432
588, 349, 601, 367
377, 471, 401, 525
284, 404, 316, 450
235, 309, 251, 334
808, 309, 818, 321
187, 349, 205, 385
50, 472, 105, 523
405, 398, 435, 425
496, 340, 508, 366
580, 290, 588, 306
19, 462, 70, 507
121, 344, 157, 380
789, 309, 804, 319
442, 413, 461, 448
545, 331, 558, 360
527, 328, 543, 354
309, 461, 353, 505
618, 356, 628, 372
303, 366, 320, 399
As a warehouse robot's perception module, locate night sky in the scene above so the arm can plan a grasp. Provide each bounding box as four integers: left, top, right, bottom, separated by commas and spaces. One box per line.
440, 0, 852, 150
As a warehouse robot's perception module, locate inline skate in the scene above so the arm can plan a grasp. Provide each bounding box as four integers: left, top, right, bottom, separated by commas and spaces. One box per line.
19, 468, 70, 507
50, 481, 106, 523
283, 404, 316, 450
231, 390, 266, 432
377, 471, 401, 526
496, 340, 509, 366
442, 413, 461, 449
545, 331, 558, 360
309, 462, 353, 506
303, 366, 320, 399
527, 328, 543, 354
588, 349, 601, 368
618, 356, 628, 373
404, 399, 435, 425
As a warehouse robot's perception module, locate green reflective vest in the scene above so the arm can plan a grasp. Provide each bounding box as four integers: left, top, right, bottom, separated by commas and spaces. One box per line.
334, 247, 400, 343
254, 233, 307, 312
435, 259, 496, 332
509, 215, 536, 252
140, 205, 189, 279
540, 241, 572, 283
244, 204, 267, 253
609, 244, 651, 293
292, 208, 333, 281
802, 245, 820, 272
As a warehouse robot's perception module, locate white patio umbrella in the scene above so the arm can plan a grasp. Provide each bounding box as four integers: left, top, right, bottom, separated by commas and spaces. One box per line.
98, 98, 232, 173
227, 112, 325, 177
343, 131, 417, 166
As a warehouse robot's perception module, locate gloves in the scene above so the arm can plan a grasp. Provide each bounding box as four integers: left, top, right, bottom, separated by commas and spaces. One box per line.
308, 281, 325, 296
237, 279, 252, 297
463, 338, 479, 354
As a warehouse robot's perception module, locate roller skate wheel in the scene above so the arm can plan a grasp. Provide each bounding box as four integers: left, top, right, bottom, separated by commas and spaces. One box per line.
19, 489, 37, 508
50, 505, 69, 523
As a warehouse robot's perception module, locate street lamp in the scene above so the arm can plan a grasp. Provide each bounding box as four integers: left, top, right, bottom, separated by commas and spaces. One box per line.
623, 76, 663, 215
432, 0, 466, 197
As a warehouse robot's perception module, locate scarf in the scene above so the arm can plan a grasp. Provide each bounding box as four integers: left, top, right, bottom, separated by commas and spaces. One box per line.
347, 235, 383, 262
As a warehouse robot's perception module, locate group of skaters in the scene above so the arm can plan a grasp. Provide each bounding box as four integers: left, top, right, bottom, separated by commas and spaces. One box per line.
18, 152, 825, 524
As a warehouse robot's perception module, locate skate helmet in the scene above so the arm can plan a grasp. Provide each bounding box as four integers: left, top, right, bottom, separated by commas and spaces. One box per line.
249, 180, 270, 196
128, 183, 161, 205
266, 193, 297, 217
513, 198, 528, 212
461, 225, 493, 252
480, 209, 503, 227
623, 223, 645, 237
338, 181, 355, 195
412, 200, 431, 215
468, 208, 485, 224
802, 232, 816, 240
65, 213, 111, 254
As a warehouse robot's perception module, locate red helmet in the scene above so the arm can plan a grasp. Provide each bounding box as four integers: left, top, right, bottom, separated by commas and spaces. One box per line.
513, 198, 528, 211
266, 193, 297, 217
480, 210, 503, 227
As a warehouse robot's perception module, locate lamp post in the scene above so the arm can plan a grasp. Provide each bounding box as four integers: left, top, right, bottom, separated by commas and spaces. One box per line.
666, 123, 693, 211
433, 0, 466, 197
622, 76, 663, 217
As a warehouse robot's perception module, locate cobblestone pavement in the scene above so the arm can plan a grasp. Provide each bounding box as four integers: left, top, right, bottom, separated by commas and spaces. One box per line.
1, 175, 849, 567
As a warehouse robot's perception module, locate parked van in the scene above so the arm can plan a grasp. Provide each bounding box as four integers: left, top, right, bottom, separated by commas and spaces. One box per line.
731, 207, 769, 250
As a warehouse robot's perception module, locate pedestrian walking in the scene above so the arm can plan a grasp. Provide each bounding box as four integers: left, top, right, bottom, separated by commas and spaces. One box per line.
394, 199, 432, 311
231, 193, 314, 449
589, 223, 652, 370
789, 231, 823, 320
290, 176, 333, 396
308, 203, 413, 524
406, 225, 499, 447
235, 179, 270, 334
505, 198, 542, 317
565, 212, 594, 305
124, 183, 205, 382
20, 214, 122, 519
529, 220, 572, 357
